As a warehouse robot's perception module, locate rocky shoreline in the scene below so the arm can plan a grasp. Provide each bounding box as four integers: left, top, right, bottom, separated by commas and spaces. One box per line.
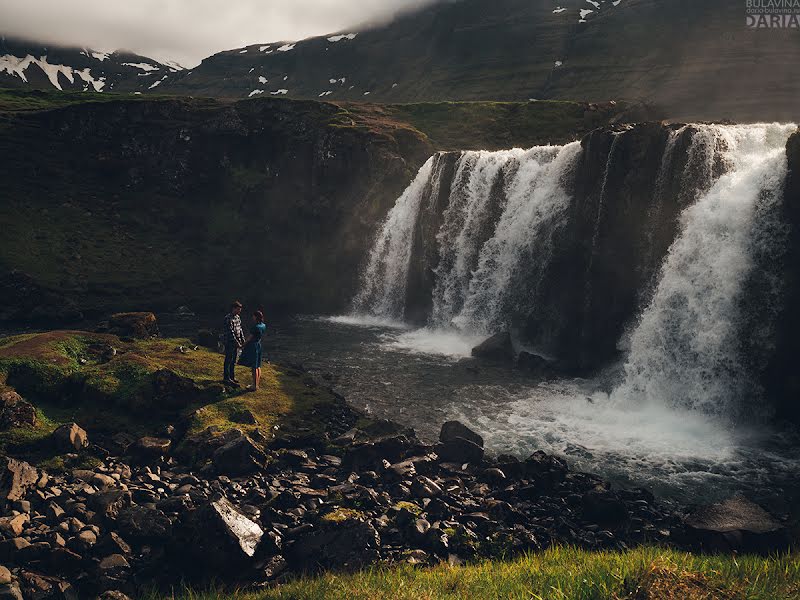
0, 324, 792, 599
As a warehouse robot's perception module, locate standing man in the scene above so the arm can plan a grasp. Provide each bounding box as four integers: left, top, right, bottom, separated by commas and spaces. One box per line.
223, 301, 246, 386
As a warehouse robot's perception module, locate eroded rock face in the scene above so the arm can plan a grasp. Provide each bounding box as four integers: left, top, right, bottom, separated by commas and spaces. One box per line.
683, 496, 788, 553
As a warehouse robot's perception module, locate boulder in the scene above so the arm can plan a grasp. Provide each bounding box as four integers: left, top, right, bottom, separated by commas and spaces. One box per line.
517, 351, 551, 373
211, 433, 267, 476
190, 497, 264, 564
289, 519, 381, 571
107, 312, 159, 339
129, 436, 171, 459
342, 435, 413, 471
439, 421, 483, 448
116, 506, 172, 542
0, 457, 38, 503
581, 488, 629, 528
196, 329, 219, 349
51, 423, 89, 452
683, 496, 789, 553
0, 581, 22, 600
0, 391, 36, 429
150, 369, 201, 409
435, 437, 484, 464
471, 332, 514, 361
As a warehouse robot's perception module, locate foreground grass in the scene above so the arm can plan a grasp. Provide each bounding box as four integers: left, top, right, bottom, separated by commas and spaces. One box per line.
150, 547, 800, 600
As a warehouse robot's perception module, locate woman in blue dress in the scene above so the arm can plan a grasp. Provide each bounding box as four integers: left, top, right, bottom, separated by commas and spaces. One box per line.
238, 310, 267, 391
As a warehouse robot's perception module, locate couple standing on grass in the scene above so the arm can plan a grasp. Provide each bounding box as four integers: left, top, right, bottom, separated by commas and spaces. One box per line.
223, 300, 267, 392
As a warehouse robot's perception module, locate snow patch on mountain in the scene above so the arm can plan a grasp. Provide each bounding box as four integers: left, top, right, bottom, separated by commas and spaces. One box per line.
249, 89, 264, 97
327, 33, 358, 42
277, 44, 296, 52
122, 62, 161, 72
271, 89, 288, 94
258, 76, 268, 84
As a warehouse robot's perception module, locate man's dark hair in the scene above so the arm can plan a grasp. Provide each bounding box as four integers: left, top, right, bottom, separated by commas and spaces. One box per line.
231, 300, 243, 310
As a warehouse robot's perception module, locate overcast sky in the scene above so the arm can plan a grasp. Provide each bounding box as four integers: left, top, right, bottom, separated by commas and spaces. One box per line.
1, 0, 440, 67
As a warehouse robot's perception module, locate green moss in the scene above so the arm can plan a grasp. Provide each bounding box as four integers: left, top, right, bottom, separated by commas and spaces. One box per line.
393, 501, 423, 516
321, 508, 366, 523
0, 330, 349, 466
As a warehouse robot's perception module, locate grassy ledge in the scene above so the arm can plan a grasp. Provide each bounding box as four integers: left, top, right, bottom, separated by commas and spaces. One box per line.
0, 330, 344, 468
145, 546, 800, 600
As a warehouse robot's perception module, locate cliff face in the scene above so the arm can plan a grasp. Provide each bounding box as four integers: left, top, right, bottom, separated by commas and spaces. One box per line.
0, 97, 431, 318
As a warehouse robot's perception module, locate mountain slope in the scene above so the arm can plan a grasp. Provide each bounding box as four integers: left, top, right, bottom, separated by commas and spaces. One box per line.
156, 0, 800, 121
0, 36, 183, 94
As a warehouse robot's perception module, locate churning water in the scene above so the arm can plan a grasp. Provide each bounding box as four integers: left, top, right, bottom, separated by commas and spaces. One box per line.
278, 123, 800, 510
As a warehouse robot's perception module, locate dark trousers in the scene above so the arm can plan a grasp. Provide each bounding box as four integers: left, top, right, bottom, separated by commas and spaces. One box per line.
223, 344, 239, 381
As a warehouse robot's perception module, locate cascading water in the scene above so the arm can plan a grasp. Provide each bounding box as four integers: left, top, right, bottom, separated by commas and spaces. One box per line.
324, 122, 800, 502
611, 123, 796, 419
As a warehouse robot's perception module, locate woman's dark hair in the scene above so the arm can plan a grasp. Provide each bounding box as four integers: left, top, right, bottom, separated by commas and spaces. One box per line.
253, 310, 264, 323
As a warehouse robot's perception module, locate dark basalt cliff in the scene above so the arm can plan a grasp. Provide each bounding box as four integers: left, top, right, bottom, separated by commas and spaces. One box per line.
0, 97, 432, 318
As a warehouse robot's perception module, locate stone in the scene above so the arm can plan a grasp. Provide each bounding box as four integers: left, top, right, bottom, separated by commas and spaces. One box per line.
196, 329, 219, 349
91, 473, 117, 489
411, 476, 443, 499
289, 519, 381, 571
52, 423, 89, 452
683, 495, 789, 553
116, 506, 172, 542
342, 435, 413, 471
130, 436, 171, 459
99, 554, 130, 571
107, 312, 159, 339
517, 351, 551, 373
0, 391, 36, 429
0, 457, 38, 503
90, 490, 132, 521
98, 592, 133, 600
0, 514, 28, 536
0, 538, 30, 563
211, 433, 267, 476
471, 331, 514, 361
190, 497, 264, 563
435, 437, 484, 464
0, 566, 10, 585
150, 369, 202, 409
439, 421, 484, 448
0, 582, 22, 600
582, 489, 629, 528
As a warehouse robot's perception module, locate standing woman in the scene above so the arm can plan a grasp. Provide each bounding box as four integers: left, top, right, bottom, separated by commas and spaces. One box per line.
238, 310, 267, 391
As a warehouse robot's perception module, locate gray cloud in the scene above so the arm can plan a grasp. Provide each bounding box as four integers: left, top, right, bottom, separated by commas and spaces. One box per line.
1, 0, 440, 67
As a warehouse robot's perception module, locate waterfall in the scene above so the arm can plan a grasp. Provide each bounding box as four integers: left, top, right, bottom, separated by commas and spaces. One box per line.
612, 123, 796, 418
352, 142, 582, 333
352, 154, 447, 319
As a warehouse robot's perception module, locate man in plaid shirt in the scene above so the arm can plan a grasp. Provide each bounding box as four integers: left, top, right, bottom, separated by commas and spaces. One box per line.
223, 300, 246, 385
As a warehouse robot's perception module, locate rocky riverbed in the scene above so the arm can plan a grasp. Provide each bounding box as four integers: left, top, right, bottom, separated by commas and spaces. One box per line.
0, 320, 792, 599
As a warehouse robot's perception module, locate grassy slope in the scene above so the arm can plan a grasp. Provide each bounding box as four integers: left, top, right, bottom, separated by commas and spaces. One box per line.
149, 547, 800, 600
0, 330, 339, 468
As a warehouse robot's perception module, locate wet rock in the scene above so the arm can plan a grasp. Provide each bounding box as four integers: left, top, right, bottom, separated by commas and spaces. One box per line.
683, 495, 789, 553
517, 351, 550, 373
471, 332, 513, 361
0, 391, 36, 429
439, 421, 483, 448
435, 437, 484, 464
52, 423, 89, 452
107, 312, 159, 339
211, 433, 267, 476
190, 497, 264, 563
0, 457, 38, 503
342, 435, 413, 471
289, 519, 381, 571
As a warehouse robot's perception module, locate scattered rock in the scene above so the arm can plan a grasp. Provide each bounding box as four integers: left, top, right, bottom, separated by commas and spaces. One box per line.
211, 432, 267, 475
130, 436, 172, 459
51, 423, 89, 452
290, 519, 381, 571
471, 331, 514, 361
0, 391, 36, 429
